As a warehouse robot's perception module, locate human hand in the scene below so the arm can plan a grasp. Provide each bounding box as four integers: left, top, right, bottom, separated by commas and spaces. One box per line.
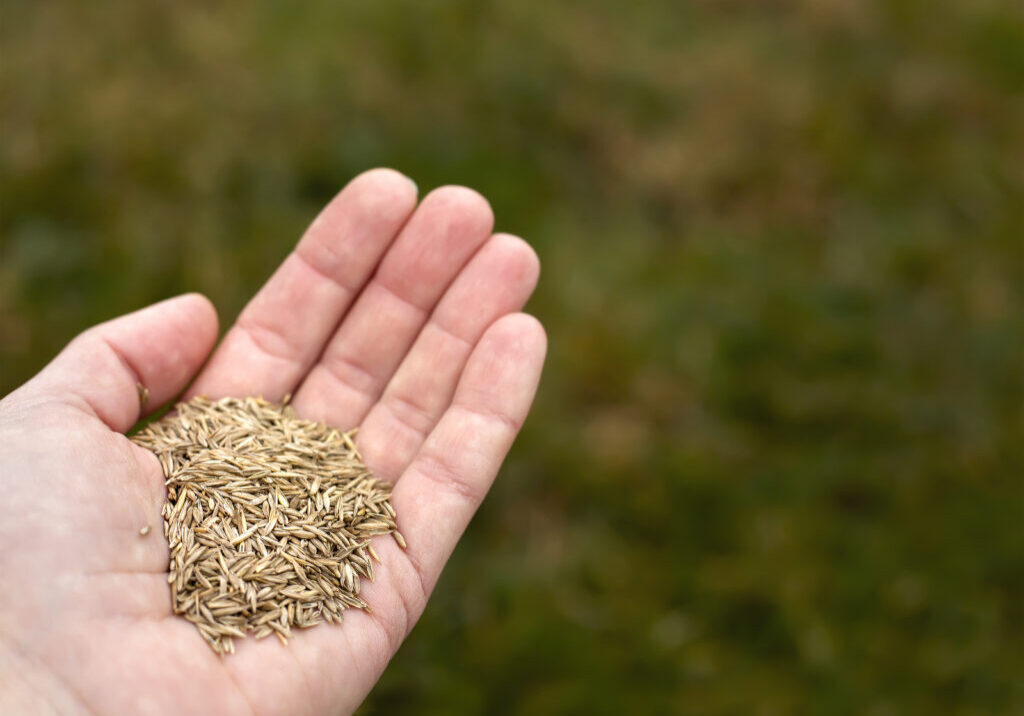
0, 169, 546, 715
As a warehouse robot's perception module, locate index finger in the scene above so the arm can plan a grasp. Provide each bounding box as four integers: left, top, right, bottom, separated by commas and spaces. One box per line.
188, 168, 419, 401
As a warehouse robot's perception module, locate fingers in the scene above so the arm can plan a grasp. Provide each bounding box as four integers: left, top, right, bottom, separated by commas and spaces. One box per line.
386, 313, 546, 597
291, 186, 494, 426
356, 233, 540, 481
224, 314, 546, 714
22, 294, 219, 432
188, 168, 419, 401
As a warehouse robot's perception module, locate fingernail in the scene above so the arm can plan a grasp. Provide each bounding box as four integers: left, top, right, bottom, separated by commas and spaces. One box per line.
405, 175, 418, 196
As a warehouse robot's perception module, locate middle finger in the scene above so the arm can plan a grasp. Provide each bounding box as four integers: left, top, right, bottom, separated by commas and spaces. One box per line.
291, 186, 493, 427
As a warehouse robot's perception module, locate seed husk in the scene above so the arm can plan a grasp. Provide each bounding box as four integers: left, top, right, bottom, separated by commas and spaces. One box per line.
132, 395, 404, 656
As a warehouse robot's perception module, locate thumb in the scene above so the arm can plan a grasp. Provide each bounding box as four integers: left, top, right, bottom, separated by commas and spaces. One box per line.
12, 294, 219, 432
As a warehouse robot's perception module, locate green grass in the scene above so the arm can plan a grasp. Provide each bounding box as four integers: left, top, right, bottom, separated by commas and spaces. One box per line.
2, 1, 1023, 712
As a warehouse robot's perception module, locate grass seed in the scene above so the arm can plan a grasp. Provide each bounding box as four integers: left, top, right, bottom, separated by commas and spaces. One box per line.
132, 395, 404, 655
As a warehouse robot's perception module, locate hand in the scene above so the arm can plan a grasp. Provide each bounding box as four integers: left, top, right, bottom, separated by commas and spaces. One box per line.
0, 169, 546, 715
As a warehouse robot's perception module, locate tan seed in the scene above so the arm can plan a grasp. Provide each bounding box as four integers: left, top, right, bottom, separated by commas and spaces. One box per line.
132, 395, 405, 655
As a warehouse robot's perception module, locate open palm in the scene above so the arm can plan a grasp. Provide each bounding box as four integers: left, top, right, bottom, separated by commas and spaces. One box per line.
0, 169, 546, 715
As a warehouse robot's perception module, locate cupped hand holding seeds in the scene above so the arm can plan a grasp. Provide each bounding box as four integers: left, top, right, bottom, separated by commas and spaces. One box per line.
0, 169, 546, 715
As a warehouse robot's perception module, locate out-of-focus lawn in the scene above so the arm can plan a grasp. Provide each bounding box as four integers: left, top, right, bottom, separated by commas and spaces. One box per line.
2, 1, 1023, 713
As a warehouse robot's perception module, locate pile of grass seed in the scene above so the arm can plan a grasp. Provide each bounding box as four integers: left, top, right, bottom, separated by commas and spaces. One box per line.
132, 396, 404, 655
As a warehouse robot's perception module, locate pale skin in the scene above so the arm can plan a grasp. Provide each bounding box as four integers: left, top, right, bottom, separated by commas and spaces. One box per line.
0, 169, 547, 715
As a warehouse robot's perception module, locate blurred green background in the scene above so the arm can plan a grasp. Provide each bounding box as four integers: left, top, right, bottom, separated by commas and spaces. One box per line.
2, 1, 1023, 713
